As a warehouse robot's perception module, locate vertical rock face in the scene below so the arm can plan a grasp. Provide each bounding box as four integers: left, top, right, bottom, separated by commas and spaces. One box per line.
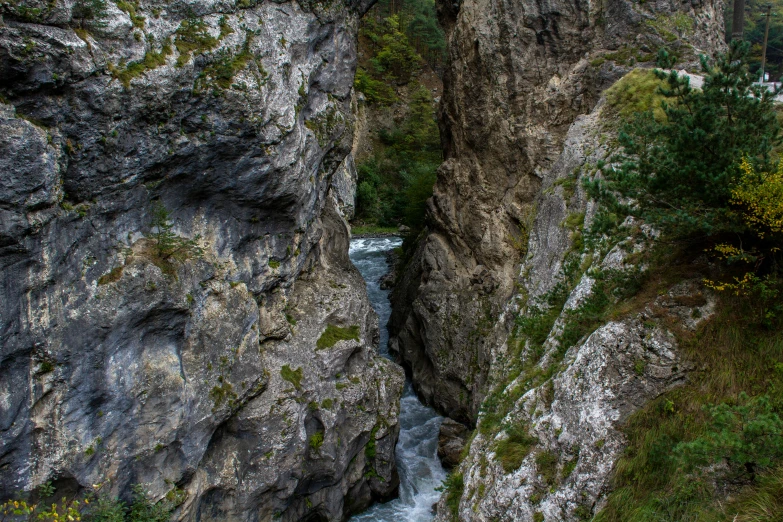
428, 94, 718, 521
389, 0, 725, 423
0, 1, 404, 520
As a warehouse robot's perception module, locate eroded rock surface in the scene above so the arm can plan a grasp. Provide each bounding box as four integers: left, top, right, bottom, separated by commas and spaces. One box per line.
389, 0, 726, 424
432, 81, 717, 521
0, 1, 403, 520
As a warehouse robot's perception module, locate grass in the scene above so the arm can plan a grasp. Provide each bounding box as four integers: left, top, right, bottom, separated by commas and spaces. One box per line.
309, 431, 324, 450
441, 471, 464, 521
175, 18, 219, 67
495, 424, 538, 473
605, 69, 668, 122
280, 365, 303, 391
535, 451, 559, 486
727, 465, 783, 521
209, 380, 237, 411
351, 224, 400, 235
109, 40, 173, 87
595, 293, 783, 521
316, 324, 360, 349
116, 0, 144, 28
98, 266, 123, 285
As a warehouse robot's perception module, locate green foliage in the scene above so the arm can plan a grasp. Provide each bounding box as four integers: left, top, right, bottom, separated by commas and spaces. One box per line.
109, 39, 172, 87
562, 457, 578, 480
86, 496, 126, 521
587, 41, 782, 240
353, 67, 397, 105
676, 393, 783, 477
439, 471, 464, 521
316, 324, 360, 349
726, 0, 783, 81
0, 482, 177, 521
365, 425, 379, 459
724, 465, 783, 521
115, 0, 144, 28
125, 485, 171, 522
535, 451, 559, 486
147, 202, 203, 264
354, 84, 440, 236
605, 69, 668, 121
175, 19, 219, 67
495, 425, 538, 473
72, 0, 108, 29
280, 365, 303, 391
308, 431, 324, 450
209, 380, 237, 411
595, 293, 783, 521
365, 0, 446, 70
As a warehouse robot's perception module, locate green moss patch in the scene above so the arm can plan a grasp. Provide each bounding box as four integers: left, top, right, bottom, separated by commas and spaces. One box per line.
316, 324, 360, 350
280, 365, 303, 390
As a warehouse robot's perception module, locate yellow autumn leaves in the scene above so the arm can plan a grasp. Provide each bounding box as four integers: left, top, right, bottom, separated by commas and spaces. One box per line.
733, 157, 783, 238
704, 158, 783, 296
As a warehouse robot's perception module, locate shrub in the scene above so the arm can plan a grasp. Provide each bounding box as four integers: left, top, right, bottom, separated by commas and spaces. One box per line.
675, 393, 783, 479
146, 202, 203, 264
587, 41, 782, 239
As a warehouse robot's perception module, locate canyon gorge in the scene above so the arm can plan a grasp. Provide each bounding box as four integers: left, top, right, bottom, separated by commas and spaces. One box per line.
2, 0, 782, 520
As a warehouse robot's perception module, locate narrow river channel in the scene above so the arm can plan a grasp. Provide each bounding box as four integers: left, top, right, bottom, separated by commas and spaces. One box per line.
348, 237, 447, 522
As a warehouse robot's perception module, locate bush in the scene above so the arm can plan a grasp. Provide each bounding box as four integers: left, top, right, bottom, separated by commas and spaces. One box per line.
676, 393, 783, 479
587, 41, 782, 239
0, 482, 176, 522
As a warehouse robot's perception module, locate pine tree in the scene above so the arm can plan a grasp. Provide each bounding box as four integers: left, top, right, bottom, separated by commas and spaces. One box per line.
148, 202, 202, 262
588, 41, 782, 238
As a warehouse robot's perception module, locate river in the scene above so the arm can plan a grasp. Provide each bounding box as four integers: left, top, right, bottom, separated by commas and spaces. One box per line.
348, 237, 447, 522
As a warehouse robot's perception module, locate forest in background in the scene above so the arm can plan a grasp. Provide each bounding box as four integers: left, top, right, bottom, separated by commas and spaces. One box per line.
351, 0, 445, 237
727, 0, 783, 80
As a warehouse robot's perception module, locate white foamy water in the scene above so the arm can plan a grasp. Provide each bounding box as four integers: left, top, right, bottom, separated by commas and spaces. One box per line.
348, 236, 447, 522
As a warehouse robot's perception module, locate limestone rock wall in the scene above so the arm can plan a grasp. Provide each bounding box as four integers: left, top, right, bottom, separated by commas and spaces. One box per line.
433, 95, 716, 521
0, 0, 404, 520
389, 0, 725, 425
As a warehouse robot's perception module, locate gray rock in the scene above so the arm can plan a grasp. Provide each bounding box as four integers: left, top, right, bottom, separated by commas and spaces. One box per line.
0, 0, 404, 520
437, 418, 469, 469
389, 0, 727, 426
429, 79, 717, 521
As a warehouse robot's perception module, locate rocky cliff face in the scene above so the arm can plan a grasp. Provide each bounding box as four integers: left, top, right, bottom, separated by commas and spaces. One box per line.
433, 96, 718, 520
0, 1, 404, 520
387, 0, 729, 518
389, 0, 725, 425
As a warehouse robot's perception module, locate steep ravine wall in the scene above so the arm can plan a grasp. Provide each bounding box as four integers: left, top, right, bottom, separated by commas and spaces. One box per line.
389, 0, 725, 430
388, 0, 729, 519
0, 1, 404, 520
